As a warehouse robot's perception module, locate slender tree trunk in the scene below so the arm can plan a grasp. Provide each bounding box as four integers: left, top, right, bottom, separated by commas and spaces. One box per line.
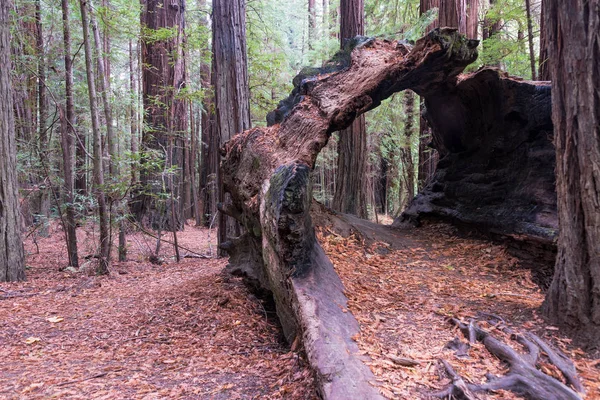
212, 0, 251, 253
1, 0, 26, 282
538, 0, 550, 80
418, 0, 440, 191
333, 0, 368, 219
524, 0, 537, 80
308, 0, 316, 49
542, 0, 600, 333
400, 90, 416, 210
35, 0, 47, 151
60, 0, 79, 269
129, 39, 138, 186
79, 0, 110, 274
198, 0, 213, 227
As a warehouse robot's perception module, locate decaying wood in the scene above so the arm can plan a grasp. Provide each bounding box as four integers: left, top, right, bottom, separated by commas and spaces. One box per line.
220, 29, 478, 399
399, 68, 556, 285
435, 319, 584, 400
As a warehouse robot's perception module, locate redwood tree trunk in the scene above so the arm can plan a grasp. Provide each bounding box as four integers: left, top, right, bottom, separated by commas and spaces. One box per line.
333, 0, 368, 219
524, 0, 537, 80
1, 0, 26, 282
542, 0, 600, 334
538, 0, 550, 80
138, 0, 188, 232
211, 0, 251, 252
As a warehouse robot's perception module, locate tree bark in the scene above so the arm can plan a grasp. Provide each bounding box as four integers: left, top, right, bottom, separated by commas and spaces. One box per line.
35, 0, 48, 152
333, 0, 368, 219
418, 0, 440, 191
538, 0, 550, 80
542, 0, 600, 336
79, 0, 110, 274
1, 0, 26, 282
524, 0, 537, 80
466, 0, 478, 39
60, 0, 79, 269
137, 0, 188, 232
222, 29, 479, 398
211, 0, 251, 253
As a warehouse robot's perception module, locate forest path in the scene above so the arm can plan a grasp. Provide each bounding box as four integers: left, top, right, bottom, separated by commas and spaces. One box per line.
318, 217, 600, 399
0, 224, 315, 399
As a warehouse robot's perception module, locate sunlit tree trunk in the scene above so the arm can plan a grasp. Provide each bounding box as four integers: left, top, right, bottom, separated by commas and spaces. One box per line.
542, 0, 600, 333
333, 0, 368, 219
1, 0, 25, 282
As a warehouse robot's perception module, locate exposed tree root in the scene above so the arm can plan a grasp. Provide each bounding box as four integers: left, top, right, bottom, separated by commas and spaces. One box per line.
435, 319, 584, 400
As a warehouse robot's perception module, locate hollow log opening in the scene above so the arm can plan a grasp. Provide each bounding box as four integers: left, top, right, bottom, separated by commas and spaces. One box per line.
219, 28, 557, 399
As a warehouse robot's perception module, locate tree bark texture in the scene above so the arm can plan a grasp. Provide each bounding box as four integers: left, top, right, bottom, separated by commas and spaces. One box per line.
137, 0, 187, 231
211, 0, 251, 251
0, 0, 26, 282
465, 0, 478, 39
60, 0, 79, 268
439, 0, 466, 32
222, 29, 479, 399
334, 0, 368, 219
542, 0, 600, 333
538, 0, 550, 80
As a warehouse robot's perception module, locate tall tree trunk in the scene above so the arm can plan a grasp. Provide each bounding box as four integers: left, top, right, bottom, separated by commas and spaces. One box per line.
439, 0, 465, 31
138, 0, 187, 232
466, 0, 478, 38
1, 0, 26, 282
524, 0, 537, 80
538, 0, 550, 80
198, 0, 213, 227
333, 0, 368, 219
129, 39, 138, 187
60, 0, 79, 269
542, 0, 600, 334
79, 0, 110, 275
308, 0, 316, 49
418, 0, 440, 191
211, 0, 251, 253
35, 0, 47, 152
400, 90, 416, 210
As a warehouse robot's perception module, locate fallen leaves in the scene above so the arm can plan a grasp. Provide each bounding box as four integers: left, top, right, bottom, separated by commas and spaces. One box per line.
319, 222, 599, 399
1, 222, 317, 399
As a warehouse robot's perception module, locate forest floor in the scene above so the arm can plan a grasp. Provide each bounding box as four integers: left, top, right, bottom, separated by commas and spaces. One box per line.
0, 222, 315, 399
319, 219, 600, 399
3, 218, 600, 399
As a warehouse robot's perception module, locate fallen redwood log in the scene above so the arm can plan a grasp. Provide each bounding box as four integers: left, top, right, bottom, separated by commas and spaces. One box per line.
220, 28, 478, 399
398, 69, 557, 285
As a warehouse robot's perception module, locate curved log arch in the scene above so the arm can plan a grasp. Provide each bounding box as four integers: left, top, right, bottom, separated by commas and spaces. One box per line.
220, 28, 479, 399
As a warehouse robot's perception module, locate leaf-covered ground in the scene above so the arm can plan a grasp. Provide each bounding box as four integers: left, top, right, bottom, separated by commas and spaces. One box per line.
320, 222, 600, 399
0, 223, 316, 399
